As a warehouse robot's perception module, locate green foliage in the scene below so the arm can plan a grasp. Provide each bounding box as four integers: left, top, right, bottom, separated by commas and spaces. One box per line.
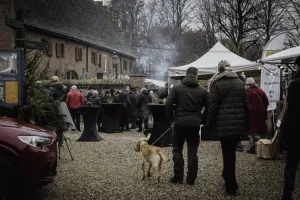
158, 99, 164, 104
24, 50, 65, 145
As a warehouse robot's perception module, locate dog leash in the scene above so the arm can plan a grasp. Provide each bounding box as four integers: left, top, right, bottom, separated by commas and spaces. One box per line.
150, 124, 174, 145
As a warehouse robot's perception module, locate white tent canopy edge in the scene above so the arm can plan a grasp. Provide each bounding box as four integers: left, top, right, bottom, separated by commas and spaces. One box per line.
168, 42, 261, 77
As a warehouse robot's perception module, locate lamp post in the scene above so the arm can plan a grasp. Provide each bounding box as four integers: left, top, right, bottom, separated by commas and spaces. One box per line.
112, 54, 119, 79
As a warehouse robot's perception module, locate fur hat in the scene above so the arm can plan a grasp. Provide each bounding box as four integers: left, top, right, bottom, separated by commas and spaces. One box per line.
218, 60, 231, 71
51, 76, 59, 82
246, 77, 255, 85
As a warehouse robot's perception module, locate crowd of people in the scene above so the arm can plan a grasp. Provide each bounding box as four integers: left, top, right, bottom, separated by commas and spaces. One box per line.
165, 57, 300, 200
38, 55, 300, 199
42, 77, 158, 133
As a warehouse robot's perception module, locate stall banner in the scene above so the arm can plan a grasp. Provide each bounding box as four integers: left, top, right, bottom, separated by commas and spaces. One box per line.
260, 63, 280, 111
261, 32, 286, 111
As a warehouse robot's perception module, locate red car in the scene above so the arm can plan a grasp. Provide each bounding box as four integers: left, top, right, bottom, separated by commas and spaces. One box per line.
0, 117, 57, 199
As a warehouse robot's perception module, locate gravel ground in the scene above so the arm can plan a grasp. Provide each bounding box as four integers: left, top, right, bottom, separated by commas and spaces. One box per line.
36, 131, 300, 200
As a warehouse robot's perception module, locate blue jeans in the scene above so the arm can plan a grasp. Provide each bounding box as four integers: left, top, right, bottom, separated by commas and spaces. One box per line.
282, 150, 300, 200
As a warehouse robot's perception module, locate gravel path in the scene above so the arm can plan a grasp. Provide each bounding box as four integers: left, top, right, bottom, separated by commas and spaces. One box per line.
36, 131, 300, 200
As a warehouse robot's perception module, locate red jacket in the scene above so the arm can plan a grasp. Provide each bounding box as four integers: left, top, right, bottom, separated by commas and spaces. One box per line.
67, 90, 84, 109
246, 87, 269, 133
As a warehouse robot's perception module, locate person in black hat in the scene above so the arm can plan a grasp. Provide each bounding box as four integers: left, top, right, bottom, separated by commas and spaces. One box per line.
282, 55, 300, 200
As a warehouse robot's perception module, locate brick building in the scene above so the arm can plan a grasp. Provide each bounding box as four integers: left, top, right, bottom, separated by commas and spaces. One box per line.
0, 0, 136, 80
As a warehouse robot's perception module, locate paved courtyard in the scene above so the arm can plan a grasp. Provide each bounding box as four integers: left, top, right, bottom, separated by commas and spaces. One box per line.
36, 131, 300, 200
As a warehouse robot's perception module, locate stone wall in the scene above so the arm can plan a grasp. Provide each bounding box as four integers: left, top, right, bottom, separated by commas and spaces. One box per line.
0, 0, 15, 49
27, 31, 135, 79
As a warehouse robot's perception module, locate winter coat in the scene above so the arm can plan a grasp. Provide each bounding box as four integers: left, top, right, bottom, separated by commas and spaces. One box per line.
103, 94, 113, 103
159, 88, 168, 99
49, 82, 68, 102
165, 75, 208, 126
137, 90, 152, 120
246, 86, 269, 133
285, 72, 300, 153
88, 94, 101, 106
129, 92, 138, 115
119, 91, 132, 109
206, 73, 251, 139
67, 90, 84, 109
85, 90, 93, 103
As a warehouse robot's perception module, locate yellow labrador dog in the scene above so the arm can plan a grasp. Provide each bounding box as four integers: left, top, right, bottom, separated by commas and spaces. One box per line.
134, 138, 169, 184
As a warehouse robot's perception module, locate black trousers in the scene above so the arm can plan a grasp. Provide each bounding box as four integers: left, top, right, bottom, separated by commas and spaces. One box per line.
173, 124, 200, 182
138, 118, 149, 131
220, 137, 239, 193
69, 108, 81, 131
120, 106, 130, 130
282, 148, 300, 200
130, 112, 137, 129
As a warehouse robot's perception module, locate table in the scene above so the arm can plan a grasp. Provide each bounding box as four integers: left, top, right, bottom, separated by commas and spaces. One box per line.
77, 106, 103, 142
147, 103, 172, 147
99, 103, 122, 133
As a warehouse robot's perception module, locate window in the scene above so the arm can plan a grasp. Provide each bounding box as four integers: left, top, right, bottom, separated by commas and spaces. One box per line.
91, 52, 97, 65
47, 41, 53, 57
123, 60, 127, 71
97, 73, 103, 79
75, 48, 82, 61
98, 54, 102, 68
56, 43, 65, 58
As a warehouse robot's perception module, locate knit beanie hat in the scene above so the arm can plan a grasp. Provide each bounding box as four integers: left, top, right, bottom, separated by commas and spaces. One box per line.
246, 77, 255, 85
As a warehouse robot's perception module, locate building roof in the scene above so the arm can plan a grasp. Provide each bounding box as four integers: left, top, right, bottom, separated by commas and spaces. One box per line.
15, 0, 136, 59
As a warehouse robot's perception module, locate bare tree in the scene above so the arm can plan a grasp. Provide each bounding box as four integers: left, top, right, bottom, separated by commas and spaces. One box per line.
215, 0, 262, 56
110, 0, 145, 45
157, 0, 195, 49
196, 0, 217, 48
256, 0, 287, 44
285, 0, 300, 46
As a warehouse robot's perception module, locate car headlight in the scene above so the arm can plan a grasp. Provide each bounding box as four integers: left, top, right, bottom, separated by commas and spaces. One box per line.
18, 136, 53, 149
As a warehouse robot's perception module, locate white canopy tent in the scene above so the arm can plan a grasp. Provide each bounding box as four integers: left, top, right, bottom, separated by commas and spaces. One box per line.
144, 78, 166, 88
168, 42, 261, 77
261, 45, 300, 63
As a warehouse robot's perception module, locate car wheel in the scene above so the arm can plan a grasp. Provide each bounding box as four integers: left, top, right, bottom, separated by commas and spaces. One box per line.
0, 156, 20, 200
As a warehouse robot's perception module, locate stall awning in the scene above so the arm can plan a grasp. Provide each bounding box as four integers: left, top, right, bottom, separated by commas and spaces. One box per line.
168, 42, 261, 77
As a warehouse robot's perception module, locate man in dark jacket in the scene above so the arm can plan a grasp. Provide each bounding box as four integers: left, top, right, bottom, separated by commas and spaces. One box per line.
137, 88, 152, 132
129, 88, 138, 129
159, 83, 169, 99
206, 60, 250, 196
165, 67, 208, 185
119, 87, 132, 131
49, 76, 68, 101
282, 56, 300, 200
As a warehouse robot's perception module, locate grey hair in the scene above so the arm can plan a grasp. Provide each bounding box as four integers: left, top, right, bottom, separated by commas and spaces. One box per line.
218, 60, 231, 72
51, 76, 59, 82
71, 85, 77, 91
93, 90, 99, 95
186, 67, 198, 77
141, 88, 147, 92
